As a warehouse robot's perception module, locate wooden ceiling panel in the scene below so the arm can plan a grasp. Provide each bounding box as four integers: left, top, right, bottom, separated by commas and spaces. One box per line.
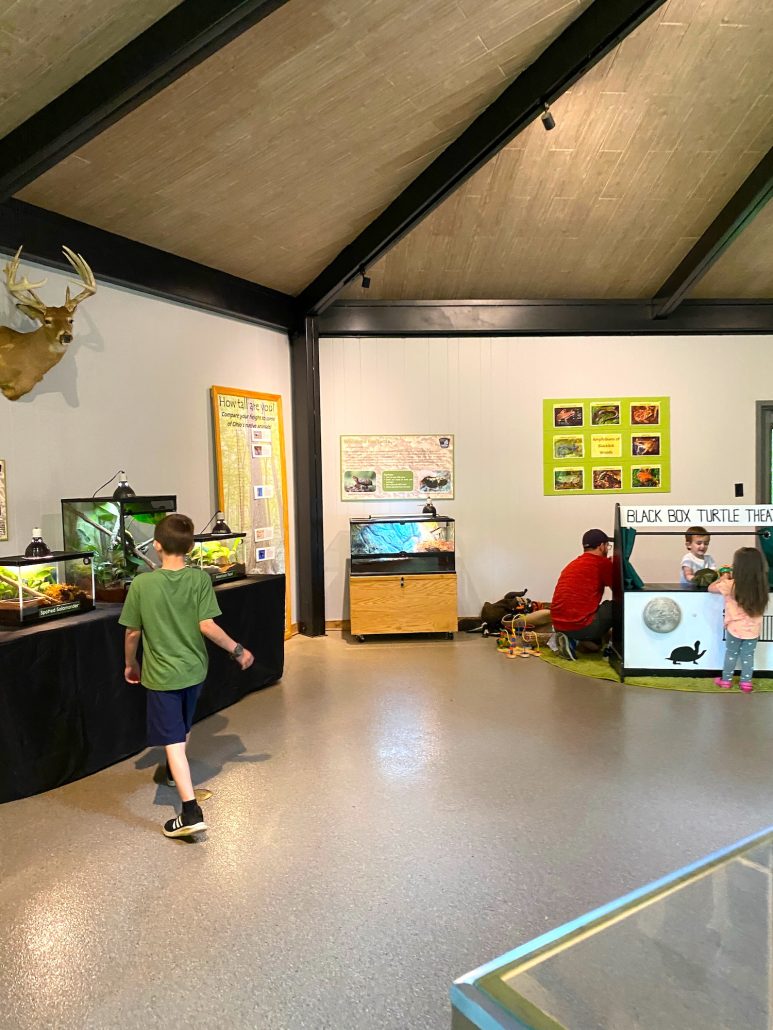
691, 201, 773, 298
0, 0, 181, 138
340, 0, 773, 301
16, 0, 591, 295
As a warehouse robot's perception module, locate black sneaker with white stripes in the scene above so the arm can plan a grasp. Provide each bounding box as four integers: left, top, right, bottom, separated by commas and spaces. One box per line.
163, 805, 207, 838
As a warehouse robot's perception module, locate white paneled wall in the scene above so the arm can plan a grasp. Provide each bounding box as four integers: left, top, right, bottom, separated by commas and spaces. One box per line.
320, 334, 772, 621
0, 259, 295, 616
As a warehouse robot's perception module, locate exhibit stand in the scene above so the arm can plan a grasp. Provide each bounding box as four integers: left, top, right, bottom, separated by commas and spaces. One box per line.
348, 515, 457, 639
609, 503, 773, 681
451, 824, 773, 1029
0, 575, 285, 804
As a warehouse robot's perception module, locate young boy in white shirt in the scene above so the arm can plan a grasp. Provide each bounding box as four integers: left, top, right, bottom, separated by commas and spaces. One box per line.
680, 526, 717, 586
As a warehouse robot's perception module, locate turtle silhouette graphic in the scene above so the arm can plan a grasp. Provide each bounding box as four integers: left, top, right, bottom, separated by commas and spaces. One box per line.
667, 640, 706, 665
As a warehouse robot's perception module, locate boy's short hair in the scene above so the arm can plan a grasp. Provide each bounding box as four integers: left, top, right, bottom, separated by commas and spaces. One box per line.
154, 513, 195, 555
685, 526, 710, 543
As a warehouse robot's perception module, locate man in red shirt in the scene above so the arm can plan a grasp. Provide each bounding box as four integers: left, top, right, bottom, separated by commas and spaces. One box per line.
551, 529, 614, 661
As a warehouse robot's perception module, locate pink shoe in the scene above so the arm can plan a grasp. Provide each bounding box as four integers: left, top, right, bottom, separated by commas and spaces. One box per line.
739, 681, 754, 693
714, 677, 732, 690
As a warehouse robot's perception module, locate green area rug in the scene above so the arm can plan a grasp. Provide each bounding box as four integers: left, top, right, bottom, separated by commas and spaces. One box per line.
539, 650, 773, 692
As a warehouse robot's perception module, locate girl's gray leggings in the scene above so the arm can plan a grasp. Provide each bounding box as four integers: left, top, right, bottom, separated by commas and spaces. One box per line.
722, 631, 758, 682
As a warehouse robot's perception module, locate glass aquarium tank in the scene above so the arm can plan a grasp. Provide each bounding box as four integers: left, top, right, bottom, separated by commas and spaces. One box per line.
61, 495, 176, 601
187, 532, 247, 583
0, 551, 95, 627
350, 515, 455, 575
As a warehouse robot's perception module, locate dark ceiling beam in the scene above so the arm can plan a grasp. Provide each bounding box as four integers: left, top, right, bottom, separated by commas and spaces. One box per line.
653, 146, 773, 317
318, 299, 773, 336
297, 0, 668, 316
0, 199, 296, 331
0, 0, 291, 202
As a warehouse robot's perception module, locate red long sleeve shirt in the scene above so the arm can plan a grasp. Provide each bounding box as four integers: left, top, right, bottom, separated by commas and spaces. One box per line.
551, 552, 613, 632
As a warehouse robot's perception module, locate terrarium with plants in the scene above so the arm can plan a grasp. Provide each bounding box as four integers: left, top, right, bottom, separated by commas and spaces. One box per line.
0, 551, 95, 627
187, 532, 247, 582
61, 495, 176, 601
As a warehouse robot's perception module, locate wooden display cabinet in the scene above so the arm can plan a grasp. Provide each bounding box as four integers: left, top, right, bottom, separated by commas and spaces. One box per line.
350, 572, 457, 639
348, 515, 457, 640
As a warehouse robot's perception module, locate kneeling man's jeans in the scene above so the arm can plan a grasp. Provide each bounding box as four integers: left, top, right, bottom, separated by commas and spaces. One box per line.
567, 600, 613, 643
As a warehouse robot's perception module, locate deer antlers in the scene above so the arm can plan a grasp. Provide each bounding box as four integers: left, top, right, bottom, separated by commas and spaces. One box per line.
62, 246, 96, 311
3, 245, 96, 314
4, 248, 48, 317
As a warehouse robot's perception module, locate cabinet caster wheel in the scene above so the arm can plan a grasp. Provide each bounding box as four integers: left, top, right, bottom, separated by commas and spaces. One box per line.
357, 635, 366, 643
447, 632, 454, 640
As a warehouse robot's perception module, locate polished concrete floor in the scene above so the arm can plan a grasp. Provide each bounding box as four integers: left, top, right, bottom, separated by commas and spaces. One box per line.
2, 632, 773, 1029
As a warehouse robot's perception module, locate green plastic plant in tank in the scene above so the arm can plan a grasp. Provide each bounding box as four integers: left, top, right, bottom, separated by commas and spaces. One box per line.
0, 568, 17, 600
0, 564, 55, 601
193, 540, 240, 566
21, 567, 56, 592
205, 542, 237, 564
65, 501, 119, 563
64, 501, 155, 586
95, 561, 123, 587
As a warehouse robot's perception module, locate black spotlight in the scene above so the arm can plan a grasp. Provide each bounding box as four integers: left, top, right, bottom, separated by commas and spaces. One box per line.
112, 471, 136, 499
540, 103, 555, 131
212, 511, 232, 534
360, 267, 371, 289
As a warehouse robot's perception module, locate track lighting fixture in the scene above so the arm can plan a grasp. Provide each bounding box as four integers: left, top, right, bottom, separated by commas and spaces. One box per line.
360, 267, 371, 289
540, 103, 555, 131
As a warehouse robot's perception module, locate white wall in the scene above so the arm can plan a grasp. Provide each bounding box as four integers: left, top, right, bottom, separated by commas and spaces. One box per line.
0, 257, 295, 616
320, 335, 772, 620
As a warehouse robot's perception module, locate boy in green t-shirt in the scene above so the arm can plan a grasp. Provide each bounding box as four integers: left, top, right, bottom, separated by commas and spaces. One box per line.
119, 513, 253, 838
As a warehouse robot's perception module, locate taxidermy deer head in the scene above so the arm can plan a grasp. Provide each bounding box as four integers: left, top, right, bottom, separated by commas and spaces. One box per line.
0, 246, 96, 401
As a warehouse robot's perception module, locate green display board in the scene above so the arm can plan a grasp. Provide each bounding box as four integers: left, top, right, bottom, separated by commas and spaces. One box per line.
543, 397, 670, 495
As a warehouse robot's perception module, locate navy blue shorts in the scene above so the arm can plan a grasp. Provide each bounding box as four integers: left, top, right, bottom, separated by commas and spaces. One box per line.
146, 683, 204, 746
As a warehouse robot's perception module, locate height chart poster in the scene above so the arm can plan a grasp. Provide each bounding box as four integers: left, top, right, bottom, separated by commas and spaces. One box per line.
543, 397, 670, 495
211, 387, 290, 629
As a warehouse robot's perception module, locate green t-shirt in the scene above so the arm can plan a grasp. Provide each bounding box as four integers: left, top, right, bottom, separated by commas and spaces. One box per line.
119, 567, 222, 691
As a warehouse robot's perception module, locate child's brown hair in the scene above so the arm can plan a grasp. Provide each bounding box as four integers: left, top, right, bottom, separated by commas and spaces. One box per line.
685, 526, 710, 544
732, 547, 769, 618
154, 513, 194, 556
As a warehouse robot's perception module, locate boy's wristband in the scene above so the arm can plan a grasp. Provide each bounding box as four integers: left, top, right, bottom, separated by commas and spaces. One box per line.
229, 643, 244, 661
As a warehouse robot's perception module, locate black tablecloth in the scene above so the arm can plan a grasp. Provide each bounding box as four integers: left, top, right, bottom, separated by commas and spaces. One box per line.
0, 575, 285, 803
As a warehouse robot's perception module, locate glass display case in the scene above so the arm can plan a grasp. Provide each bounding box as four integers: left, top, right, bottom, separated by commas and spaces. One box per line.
61, 495, 176, 601
350, 515, 455, 575
187, 532, 247, 583
0, 551, 95, 627
451, 825, 773, 1030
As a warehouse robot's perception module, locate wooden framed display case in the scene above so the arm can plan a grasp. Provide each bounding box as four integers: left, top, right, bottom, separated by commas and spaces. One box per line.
349, 515, 457, 639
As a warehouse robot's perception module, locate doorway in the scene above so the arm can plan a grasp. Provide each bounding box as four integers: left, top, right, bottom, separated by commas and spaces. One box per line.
756, 402, 773, 503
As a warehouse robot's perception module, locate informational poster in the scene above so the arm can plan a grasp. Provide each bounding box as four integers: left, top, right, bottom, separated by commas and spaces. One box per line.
543, 397, 670, 495
211, 387, 290, 627
340, 435, 454, 501
0, 459, 6, 540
